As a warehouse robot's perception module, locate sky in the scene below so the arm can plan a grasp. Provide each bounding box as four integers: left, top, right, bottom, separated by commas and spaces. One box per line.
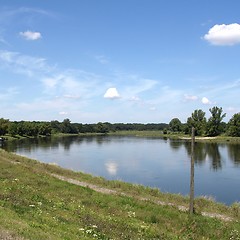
1, 0, 240, 124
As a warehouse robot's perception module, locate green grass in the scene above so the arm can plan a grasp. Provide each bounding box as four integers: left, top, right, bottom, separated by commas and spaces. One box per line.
2, 130, 240, 143
109, 130, 240, 143
0, 149, 240, 239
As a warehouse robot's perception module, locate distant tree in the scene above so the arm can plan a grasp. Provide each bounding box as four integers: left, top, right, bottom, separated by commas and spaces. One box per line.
38, 122, 52, 136
51, 120, 61, 133
61, 119, 72, 133
227, 113, 240, 137
206, 106, 226, 136
95, 122, 109, 133
0, 118, 9, 135
81, 124, 95, 133
8, 122, 18, 136
186, 109, 206, 136
169, 118, 182, 132
21, 121, 38, 136
163, 128, 168, 134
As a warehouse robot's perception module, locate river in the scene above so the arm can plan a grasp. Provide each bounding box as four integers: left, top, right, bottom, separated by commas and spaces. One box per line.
1, 135, 240, 205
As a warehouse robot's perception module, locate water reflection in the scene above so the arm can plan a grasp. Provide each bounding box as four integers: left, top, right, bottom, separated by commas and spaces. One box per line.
168, 140, 183, 152
228, 144, 240, 166
105, 161, 118, 175
1, 135, 240, 205
2, 137, 240, 173
206, 143, 222, 170
179, 141, 223, 170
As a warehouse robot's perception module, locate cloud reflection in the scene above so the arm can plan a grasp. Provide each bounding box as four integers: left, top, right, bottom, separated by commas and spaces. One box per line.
105, 161, 118, 175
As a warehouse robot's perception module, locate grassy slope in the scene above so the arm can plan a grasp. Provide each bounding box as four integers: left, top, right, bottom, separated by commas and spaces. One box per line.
0, 149, 240, 240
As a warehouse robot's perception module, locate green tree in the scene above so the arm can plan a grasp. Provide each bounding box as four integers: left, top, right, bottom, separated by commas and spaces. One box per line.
227, 113, 240, 137
186, 109, 206, 136
38, 122, 52, 136
51, 120, 61, 133
61, 119, 78, 134
8, 122, 19, 136
21, 121, 38, 136
95, 122, 109, 133
206, 106, 226, 136
169, 118, 182, 132
61, 119, 72, 133
0, 118, 9, 135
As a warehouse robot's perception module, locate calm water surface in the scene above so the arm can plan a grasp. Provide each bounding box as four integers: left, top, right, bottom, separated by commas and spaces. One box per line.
2, 136, 240, 205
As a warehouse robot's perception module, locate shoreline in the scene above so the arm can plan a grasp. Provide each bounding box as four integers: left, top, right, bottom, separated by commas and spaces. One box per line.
2, 131, 240, 143
0, 149, 240, 239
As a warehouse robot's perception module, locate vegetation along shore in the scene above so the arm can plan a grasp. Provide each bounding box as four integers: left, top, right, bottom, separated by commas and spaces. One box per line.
1, 106, 240, 141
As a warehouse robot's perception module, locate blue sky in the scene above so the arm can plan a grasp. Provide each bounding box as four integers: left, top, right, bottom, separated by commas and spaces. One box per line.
1, 0, 240, 123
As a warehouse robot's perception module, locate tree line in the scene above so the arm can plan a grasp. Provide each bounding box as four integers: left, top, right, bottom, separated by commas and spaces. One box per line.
169, 106, 240, 137
0, 118, 168, 137
0, 106, 239, 137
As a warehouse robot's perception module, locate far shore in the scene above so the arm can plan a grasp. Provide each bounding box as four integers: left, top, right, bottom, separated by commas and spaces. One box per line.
180, 136, 217, 140
1, 130, 240, 143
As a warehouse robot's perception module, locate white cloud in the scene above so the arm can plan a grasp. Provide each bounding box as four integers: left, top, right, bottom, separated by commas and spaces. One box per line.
95, 55, 109, 64
201, 97, 211, 105
183, 94, 198, 102
42, 77, 59, 88
0, 50, 107, 103
0, 50, 49, 77
226, 107, 238, 112
104, 88, 120, 99
63, 94, 80, 99
20, 30, 42, 40
203, 23, 240, 46
149, 106, 156, 111
0, 87, 19, 100
129, 96, 140, 101
124, 78, 158, 98
59, 111, 68, 115
0, 33, 9, 45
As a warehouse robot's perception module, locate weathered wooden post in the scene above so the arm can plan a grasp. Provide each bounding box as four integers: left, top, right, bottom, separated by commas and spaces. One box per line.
189, 127, 195, 214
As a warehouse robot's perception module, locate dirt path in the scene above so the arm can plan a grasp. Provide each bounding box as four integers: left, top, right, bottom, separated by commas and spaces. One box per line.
0, 230, 24, 240
51, 173, 233, 222
0, 153, 234, 224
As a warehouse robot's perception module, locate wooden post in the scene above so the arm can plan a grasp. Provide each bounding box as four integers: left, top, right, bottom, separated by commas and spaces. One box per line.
189, 127, 195, 214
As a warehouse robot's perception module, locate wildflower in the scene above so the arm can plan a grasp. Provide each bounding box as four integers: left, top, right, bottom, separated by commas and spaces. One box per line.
127, 211, 136, 218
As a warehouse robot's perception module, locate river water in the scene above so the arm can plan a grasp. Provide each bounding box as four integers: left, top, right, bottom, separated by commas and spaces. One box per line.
1, 135, 240, 205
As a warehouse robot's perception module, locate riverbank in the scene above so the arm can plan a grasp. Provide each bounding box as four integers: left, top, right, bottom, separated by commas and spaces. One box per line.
109, 130, 240, 143
2, 130, 240, 143
0, 149, 240, 239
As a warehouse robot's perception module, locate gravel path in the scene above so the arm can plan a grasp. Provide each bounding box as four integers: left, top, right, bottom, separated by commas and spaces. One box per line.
51, 173, 233, 222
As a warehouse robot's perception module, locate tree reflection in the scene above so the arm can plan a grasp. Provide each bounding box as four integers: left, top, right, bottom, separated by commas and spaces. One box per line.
227, 144, 240, 166
168, 140, 184, 152
2, 136, 82, 153
206, 143, 222, 170
183, 141, 222, 170
183, 142, 207, 166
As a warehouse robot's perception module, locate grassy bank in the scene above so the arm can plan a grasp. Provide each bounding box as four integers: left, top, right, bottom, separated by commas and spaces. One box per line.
109, 130, 240, 143
0, 149, 240, 239
2, 130, 240, 143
